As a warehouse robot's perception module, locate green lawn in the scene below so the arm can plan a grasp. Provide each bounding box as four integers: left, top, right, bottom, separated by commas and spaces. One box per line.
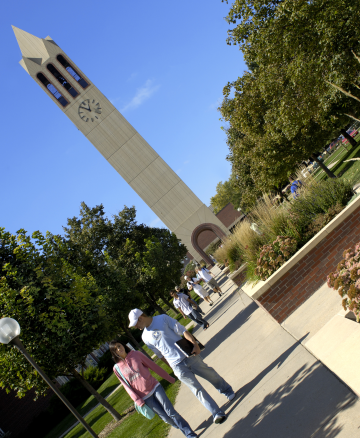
313, 134, 360, 182
59, 359, 180, 438
44, 373, 122, 438
330, 142, 360, 179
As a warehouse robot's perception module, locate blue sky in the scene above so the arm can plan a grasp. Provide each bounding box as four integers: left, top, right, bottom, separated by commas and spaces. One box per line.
1, 1, 246, 236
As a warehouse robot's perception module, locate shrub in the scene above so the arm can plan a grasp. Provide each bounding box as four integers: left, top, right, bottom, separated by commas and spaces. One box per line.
205, 240, 221, 256
84, 366, 108, 389
97, 350, 114, 376
289, 179, 353, 235
327, 243, 360, 322
255, 236, 298, 281
303, 203, 344, 240
213, 238, 243, 272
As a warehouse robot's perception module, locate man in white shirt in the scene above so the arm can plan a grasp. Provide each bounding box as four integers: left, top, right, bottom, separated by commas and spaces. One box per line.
184, 276, 214, 306
170, 290, 209, 330
196, 267, 223, 297
174, 286, 205, 314
129, 308, 235, 424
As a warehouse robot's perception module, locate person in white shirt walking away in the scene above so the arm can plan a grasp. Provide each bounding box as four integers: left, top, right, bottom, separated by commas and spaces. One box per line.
170, 290, 209, 330
184, 276, 214, 306
174, 286, 205, 315
196, 267, 223, 297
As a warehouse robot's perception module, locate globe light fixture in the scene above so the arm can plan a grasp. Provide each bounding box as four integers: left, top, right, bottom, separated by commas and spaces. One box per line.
0, 318, 20, 344
0, 317, 98, 438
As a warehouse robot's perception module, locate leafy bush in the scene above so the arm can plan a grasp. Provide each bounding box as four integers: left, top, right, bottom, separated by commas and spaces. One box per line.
255, 236, 298, 281
303, 203, 344, 240
327, 243, 360, 322
84, 366, 108, 389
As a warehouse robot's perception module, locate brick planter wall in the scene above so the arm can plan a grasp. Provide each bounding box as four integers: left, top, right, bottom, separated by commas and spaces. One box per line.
242, 196, 360, 324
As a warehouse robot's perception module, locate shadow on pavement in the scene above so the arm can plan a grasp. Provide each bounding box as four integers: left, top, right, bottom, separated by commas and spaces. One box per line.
199, 300, 258, 361
195, 335, 356, 438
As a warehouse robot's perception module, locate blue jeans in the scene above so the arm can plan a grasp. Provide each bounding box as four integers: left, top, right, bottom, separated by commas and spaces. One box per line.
188, 309, 208, 328
173, 355, 233, 419
145, 385, 197, 438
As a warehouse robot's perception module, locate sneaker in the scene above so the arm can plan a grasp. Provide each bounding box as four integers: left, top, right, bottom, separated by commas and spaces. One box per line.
227, 392, 235, 401
214, 414, 227, 424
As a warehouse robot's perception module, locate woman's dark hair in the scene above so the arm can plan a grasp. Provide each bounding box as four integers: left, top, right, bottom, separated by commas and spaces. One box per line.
109, 339, 132, 363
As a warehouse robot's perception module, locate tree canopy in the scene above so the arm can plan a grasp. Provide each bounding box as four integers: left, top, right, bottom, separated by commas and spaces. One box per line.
219, 0, 360, 204
0, 228, 113, 398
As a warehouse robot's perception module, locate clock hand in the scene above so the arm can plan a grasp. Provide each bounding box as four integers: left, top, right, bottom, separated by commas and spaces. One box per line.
80, 106, 91, 112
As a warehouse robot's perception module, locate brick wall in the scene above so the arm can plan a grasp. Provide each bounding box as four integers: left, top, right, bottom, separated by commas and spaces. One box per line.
256, 204, 360, 324
0, 387, 53, 437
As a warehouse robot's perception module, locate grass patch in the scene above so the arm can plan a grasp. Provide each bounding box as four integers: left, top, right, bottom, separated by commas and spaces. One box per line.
44, 373, 122, 438
331, 142, 360, 178
313, 134, 360, 181
55, 359, 180, 438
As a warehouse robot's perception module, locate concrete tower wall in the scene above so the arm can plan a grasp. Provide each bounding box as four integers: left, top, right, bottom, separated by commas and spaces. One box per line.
13, 27, 229, 261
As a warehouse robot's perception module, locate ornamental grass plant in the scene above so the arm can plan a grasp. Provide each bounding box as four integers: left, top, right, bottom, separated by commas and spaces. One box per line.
214, 171, 355, 284
214, 237, 243, 272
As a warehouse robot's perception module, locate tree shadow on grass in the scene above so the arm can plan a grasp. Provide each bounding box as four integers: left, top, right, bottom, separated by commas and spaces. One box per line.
195, 336, 356, 438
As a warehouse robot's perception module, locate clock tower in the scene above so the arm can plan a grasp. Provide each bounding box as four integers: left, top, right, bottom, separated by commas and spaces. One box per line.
12, 26, 229, 265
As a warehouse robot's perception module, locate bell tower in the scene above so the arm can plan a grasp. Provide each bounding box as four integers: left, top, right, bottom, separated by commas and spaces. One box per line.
12, 26, 229, 265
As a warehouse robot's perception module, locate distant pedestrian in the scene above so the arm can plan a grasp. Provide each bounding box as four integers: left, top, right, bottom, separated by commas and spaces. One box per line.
289, 177, 303, 199
175, 286, 205, 315
129, 309, 235, 424
184, 275, 214, 306
110, 340, 197, 437
209, 254, 217, 264
196, 267, 223, 297
170, 290, 209, 330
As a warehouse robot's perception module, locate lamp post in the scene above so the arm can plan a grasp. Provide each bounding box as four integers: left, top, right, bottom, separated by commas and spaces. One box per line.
0, 318, 99, 438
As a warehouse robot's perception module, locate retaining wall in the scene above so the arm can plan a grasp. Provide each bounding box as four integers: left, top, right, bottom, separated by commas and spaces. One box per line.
242, 195, 360, 324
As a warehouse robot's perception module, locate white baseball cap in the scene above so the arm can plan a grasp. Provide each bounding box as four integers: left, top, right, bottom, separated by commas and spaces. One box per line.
128, 309, 143, 328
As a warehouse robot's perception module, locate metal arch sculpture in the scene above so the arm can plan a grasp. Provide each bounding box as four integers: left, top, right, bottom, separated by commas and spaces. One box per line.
191, 223, 227, 267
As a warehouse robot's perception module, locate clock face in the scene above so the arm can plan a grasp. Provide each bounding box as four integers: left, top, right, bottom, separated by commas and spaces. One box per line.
78, 99, 102, 122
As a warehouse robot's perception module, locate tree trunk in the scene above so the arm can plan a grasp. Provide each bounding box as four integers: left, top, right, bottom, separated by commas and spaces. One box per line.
345, 113, 360, 124
144, 293, 166, 314
159, 293, 178, 314
72, 369, 121, 421
340, 129, 357, 147
121, 323, 152, 359
312, 154, 336, 179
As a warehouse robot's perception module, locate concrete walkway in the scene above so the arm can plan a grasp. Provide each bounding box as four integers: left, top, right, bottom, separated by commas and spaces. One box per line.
169, 273, 360, 438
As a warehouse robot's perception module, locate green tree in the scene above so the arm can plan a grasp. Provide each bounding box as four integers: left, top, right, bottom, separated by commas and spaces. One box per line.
223, 0, 360, 144
210, 175, 242, 213
63, 203, 187, 341
0, 228, 121, 420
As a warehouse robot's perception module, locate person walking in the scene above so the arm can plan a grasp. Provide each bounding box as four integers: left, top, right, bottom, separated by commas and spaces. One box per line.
184, 275, 214, 306
289, 177, 303, 199
110, 340, 197, 438
196, 267, 223, 297
170, 290, 209, 330
129, 309, 235, 424
174, 285, 205, 315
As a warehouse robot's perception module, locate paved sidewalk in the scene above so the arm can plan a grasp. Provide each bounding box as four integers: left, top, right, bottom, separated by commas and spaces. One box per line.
169, 273, 360, 438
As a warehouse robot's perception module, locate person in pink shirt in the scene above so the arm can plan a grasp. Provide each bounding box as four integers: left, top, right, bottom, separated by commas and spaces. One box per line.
109, 340, 197, 438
